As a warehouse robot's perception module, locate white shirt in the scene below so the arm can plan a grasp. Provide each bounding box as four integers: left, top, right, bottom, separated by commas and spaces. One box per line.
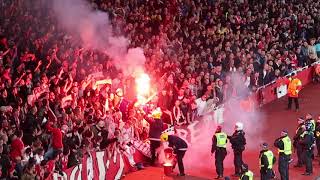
263, 70, 267, 78
195, 98, 207, 116
244, 76, 251, 87
34, 154, 44, 164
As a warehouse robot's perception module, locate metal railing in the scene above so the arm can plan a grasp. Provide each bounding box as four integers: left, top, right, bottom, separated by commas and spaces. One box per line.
207, 60, 320, 113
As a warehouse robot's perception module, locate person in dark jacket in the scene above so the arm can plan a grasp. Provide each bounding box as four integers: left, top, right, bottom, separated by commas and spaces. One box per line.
315, 117, 320, 157
145, 108, 164, 165
274, 130, 292, 180
300, 122, 315, 176
228, 122, 246, 177
259, 143, 276, 180
160, 133, 188, 176
293, 117, 305, 167
211, 126, 228, 179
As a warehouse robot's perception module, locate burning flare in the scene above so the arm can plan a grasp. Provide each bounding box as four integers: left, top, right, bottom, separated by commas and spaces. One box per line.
135, 73, 150, 96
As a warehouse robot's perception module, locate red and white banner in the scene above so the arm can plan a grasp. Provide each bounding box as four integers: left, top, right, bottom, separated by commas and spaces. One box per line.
49, 141, 150, 180
49, 150, 124, 180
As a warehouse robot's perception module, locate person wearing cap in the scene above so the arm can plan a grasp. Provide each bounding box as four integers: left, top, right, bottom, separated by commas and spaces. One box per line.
211, 126, 228, 179
315, 116, 320, 157
259, 143, 275, 180
274, 130, 292, 180
299, 122, 315, 176
160, 133, 188, 176
240, 164, 253, 180
293, 117, 305, 167
227, 122, 246, 177
145, 108, 164, 166
303, 114, 316, 161
305, 113, 316, 132
285, 72, 302, 111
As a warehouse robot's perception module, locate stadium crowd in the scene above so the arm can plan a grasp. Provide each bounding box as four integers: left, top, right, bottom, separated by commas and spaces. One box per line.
0, 0, 320, 179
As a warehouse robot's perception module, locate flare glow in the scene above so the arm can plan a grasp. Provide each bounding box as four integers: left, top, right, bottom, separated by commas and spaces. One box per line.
135, 73, 150, 96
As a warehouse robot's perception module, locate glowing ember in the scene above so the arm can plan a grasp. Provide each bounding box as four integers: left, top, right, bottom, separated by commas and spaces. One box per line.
135, 73, 150, 96
135, 94, 147, 107
163, 163, 173, 167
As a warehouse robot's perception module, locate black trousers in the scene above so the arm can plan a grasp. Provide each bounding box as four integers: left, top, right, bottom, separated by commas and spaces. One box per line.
176, 150, 186, 175
215, 148, 227, 176
278, 155, 290, 180
304, 150, 313, 173
234, 150, 243, 174
316, 138, 320, 156
296, 144, 305, 165
150, 140, 161, 165
260, 169, 273, 180
288, 97, 299, 110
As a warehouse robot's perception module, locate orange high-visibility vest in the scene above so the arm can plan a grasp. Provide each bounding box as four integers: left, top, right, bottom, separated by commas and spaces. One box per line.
287, 78, 302, 97
315, 64, 320, 75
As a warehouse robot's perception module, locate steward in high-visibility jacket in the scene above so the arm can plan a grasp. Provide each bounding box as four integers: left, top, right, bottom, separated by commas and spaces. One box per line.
259, 143, 276, 180
315, 64, 320, 76
211, 126, 228, 179
315, 64, 320, 82
286, 76, 302, 98
285, 73, 302, 111
240, 164, 254, 180
274, 130, 292, 180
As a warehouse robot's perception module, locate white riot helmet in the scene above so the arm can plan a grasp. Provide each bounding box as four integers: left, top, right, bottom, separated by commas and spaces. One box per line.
235, 122, 244, 131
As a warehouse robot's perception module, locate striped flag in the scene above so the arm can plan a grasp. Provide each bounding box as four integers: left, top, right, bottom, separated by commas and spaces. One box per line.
50, 149, 125, 180
49, 138, 150, 180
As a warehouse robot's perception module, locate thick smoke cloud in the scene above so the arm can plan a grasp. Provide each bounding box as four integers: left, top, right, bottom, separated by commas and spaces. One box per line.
222, 72, 266, 150
172, 72, 265, 172
50, 0, 145, 75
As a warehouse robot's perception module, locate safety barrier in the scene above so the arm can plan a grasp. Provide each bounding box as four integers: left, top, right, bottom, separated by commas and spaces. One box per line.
206, 61, 320, 123
254, 61, 318, 106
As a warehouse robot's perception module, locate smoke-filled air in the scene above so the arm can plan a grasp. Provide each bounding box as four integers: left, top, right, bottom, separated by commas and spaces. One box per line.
49, 0, 145, 75
173, 72, 265, 172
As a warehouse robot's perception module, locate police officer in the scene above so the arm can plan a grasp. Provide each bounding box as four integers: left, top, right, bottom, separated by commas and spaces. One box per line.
315, 116, 320, 157
240, 164, 253, 180
305, 113, 316, 160
305, 113, 316, 132
228, 122, 246, 177
259, 143, 276, 180
145, 108, 164, 165
293, 117, 305, 167
300, 122, 315, 176
274, 130, 292, 180
160, 133, 188, 176
211, 126, 227, 179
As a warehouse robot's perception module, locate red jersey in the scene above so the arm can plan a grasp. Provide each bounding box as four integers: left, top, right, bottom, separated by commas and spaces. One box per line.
46, 123, 64, 149
10, 138, 24, 160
